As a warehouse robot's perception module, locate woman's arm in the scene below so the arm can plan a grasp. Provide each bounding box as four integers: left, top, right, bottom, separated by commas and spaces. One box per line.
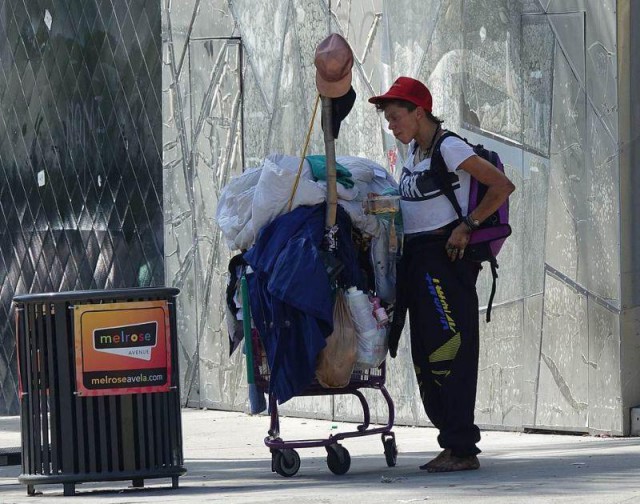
445, 154, 515, 261
459, 155, 515, 223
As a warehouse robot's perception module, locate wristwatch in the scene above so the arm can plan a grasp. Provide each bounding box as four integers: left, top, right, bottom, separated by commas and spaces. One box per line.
463, 215, 480, 231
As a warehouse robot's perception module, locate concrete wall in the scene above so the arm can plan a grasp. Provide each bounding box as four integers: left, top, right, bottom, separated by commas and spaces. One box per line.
618, 0, 640, 435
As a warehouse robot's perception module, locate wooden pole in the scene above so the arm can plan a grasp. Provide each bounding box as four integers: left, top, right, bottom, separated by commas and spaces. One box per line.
321, 96, 338, 228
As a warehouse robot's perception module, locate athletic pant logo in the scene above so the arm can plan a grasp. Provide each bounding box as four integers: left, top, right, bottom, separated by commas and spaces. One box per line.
424, 273, 460, 386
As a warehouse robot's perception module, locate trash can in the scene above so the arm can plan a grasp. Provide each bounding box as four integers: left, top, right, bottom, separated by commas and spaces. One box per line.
13, 287, 186, 496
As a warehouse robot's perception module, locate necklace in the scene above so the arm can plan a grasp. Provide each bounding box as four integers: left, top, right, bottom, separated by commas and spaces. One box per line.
415, 123, 442, 162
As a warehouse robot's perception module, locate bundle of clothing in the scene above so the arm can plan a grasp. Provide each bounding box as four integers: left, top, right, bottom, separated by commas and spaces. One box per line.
216, 153, 397, 251
217, 154, 399, 405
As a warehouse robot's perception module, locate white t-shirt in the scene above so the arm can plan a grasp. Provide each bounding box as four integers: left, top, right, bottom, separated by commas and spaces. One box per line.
399, 135, 475, 234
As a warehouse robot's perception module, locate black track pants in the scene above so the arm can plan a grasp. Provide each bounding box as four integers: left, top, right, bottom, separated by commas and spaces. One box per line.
403, 237, 481, 457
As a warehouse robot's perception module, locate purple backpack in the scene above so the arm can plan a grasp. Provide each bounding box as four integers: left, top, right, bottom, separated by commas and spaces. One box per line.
432, 131, 512, 322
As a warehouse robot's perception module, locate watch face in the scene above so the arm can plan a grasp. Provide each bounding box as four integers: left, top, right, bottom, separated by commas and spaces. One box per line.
465, 216, 479, 230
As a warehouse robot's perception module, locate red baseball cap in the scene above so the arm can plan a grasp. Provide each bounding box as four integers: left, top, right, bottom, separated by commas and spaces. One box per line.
368, 76, 433, 112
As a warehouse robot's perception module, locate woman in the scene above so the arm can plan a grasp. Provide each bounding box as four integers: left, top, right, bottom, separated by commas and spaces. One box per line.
369, 77, 515, 472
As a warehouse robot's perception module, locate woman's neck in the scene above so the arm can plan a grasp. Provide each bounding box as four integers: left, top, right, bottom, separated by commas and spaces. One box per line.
415, 121, 441, 154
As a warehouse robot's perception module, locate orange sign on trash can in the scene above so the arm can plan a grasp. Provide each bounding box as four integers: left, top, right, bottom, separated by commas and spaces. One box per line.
73, 300, 172, 396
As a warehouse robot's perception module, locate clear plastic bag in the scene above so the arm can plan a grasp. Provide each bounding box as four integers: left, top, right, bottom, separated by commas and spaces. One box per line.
354, 326, 388, 369
316, 291, 357, 388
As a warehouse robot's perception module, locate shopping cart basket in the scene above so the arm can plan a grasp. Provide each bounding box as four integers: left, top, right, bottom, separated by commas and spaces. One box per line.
241, 277, 397, 478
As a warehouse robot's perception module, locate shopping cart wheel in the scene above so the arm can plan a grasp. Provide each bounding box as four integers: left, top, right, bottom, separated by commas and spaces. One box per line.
272, 449, 301, 477
382, 434, 397, 467
326, 444, 351, 475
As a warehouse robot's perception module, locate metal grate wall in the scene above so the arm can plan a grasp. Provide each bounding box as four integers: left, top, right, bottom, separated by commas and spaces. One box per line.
0, 0, 163, 415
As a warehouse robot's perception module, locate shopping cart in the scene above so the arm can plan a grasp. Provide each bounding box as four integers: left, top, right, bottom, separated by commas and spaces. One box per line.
236, 45, 397, 476
241, 277, 397, 478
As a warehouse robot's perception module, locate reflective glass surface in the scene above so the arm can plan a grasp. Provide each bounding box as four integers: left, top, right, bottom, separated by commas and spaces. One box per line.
0, 0, 162, 414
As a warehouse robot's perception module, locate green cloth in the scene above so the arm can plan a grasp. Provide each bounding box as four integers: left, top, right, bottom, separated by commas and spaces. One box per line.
306, 155, 354, 189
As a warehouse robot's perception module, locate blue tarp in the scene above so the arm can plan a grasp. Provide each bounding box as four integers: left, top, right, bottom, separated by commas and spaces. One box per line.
243, 203, 362, 403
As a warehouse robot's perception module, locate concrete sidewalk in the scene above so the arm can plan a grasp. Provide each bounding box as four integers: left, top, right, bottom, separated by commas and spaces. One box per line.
2, 408, 640, 503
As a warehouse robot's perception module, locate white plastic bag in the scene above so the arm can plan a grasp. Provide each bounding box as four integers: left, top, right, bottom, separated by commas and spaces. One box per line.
344, 287, 388, 369
215, 167, 261, 250
250, 158, 325, 242
355, 327, 388, 369
344, 288, 377, 334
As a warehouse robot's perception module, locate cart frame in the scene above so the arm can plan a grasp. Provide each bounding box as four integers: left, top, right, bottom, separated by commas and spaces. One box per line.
242, 278, 397, 477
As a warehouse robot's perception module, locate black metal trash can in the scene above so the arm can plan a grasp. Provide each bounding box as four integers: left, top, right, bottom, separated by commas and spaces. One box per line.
13, 288, 186, 496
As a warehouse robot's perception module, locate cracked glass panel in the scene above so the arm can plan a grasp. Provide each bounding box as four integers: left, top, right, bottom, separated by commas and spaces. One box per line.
588, 299, 621, 433
268, 14, 309, 157
462, 0, 522, 142
543, 0, 617, 143
229, 0, 290, 110
157, 0, 624, 434
545, 41, 586, 282
377, 0, 440, 78
585, 1, 617, 140
523, 152, 550, 295
241, 65, 271, 166
291, 0, 332, 112
163, 32, 244, 408
190, 38, 244, 410
522, 294, 544, 426
521, 15, 554, 156
163, 0, 197, 404
521, 0, 544, 14
547, 12, 585, 84
537, 273, 589, 429
376, 0, 464, 171
582, 102, 619, 305
191, 0, 237, 38
476, 302, 524, 428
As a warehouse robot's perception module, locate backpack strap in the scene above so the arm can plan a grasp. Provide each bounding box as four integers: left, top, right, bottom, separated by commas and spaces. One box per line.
486, 258, 499, 323
430, 131, 465, 220
433, 132, 499, 323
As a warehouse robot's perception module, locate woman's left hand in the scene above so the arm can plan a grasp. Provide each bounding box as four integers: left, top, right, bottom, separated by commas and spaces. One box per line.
445, 223, 471, 261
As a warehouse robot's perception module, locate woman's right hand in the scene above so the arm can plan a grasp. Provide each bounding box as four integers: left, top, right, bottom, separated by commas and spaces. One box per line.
445, 223, 471, 261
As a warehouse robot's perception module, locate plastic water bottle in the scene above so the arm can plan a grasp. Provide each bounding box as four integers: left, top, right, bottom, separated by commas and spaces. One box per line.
345, 287, 377, 334
371, 297, 389, 325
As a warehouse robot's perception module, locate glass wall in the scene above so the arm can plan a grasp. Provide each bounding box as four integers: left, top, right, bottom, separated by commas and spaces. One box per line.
0, 0, 163, 415
162, 0, 628, 433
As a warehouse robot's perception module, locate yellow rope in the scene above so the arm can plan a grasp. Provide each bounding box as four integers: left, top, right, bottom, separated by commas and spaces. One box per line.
287, 94, 321, 212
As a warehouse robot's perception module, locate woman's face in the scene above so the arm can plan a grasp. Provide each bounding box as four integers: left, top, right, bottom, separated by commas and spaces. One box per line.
383, 103, 419, 144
